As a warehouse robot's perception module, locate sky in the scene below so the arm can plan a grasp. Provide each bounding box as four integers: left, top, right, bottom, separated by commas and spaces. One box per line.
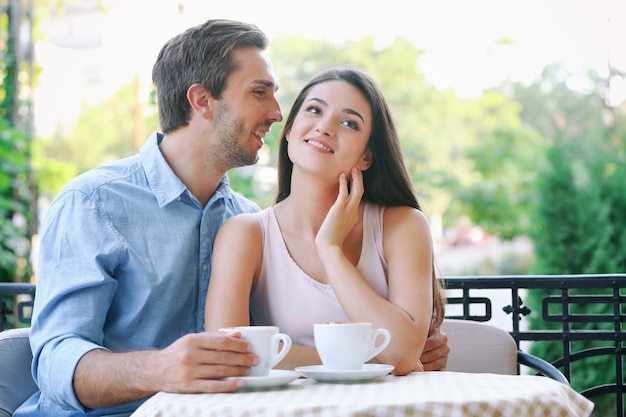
34, 0, 626, 136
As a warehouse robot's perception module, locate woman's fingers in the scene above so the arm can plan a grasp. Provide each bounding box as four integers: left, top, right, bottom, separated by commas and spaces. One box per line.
348, 167, 364, 203
337, 172, 348, 200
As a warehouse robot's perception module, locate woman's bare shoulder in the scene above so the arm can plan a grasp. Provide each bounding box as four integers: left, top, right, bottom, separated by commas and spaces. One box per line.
217, 211, 264, 242
382, 205, 429, 227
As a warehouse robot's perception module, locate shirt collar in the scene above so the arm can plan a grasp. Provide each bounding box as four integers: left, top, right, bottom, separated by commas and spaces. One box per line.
140, 132, 233, 207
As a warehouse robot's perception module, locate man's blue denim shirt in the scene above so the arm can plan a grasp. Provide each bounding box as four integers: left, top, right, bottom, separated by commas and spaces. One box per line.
14, 132, 259, 416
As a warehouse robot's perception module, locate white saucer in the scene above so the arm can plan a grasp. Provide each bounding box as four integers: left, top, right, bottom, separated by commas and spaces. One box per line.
294, 364, 394, 383
226, 369, 301, 389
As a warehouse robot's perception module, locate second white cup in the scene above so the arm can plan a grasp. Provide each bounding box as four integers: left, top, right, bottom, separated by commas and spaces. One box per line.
219, 325, 292, 377
313, 322, 391, 370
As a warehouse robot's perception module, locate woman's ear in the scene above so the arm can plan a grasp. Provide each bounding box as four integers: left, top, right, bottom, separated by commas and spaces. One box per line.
187, 84, 213, 118
357, 149, 373, 171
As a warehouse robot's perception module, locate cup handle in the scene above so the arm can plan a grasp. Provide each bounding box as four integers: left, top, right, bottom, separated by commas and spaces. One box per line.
365, 328, 391, 361
269, 333, 292, 368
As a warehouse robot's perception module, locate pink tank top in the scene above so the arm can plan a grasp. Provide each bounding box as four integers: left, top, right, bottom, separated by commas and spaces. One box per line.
249, 202, 389, 346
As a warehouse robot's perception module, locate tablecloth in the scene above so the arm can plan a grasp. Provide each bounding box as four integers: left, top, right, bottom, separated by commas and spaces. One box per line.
131, 371, 594, 417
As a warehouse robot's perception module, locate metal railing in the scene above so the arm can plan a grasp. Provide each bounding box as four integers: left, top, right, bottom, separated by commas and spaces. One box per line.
2, 274, 625, 416
444, 274, 626, 417
0, 282, 35, 330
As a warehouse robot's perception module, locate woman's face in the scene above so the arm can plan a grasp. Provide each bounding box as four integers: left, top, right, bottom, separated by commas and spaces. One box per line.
286, 80, 372, 179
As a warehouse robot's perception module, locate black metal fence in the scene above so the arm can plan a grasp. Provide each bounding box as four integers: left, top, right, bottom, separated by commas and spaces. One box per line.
445, 274, 626, 417
0, 282, 34, 330
2, 274, 625, 416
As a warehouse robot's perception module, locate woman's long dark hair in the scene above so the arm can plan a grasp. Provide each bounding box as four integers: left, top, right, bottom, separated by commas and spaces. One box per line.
276, 66, 445, 327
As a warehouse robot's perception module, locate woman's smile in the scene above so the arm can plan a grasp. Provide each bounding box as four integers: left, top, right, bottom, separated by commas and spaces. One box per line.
305, 139, 334, 153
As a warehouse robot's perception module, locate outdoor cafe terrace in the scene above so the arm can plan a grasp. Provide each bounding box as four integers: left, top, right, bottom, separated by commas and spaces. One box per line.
1, 273, 625, 417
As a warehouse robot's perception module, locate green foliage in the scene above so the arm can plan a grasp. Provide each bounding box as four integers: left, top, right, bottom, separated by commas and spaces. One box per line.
528, 104, 626, 274
30, 137, 79, 199
530, 139, 588, 273
0, 4, 36, 285
452, 92, 546, 239
33, 80, 159, 198
524, 68, 626, 414
227, 165, 277, 209
0, 120, 33, 283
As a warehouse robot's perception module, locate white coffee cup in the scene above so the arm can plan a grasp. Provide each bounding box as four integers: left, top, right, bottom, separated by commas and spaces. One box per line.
313, 322, 391, 370
219, 326, 292, 377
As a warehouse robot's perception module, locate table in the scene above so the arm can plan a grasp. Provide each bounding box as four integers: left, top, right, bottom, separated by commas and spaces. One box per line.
131, 371, 594, 417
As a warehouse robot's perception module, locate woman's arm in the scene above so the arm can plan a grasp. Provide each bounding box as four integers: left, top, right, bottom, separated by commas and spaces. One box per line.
316, 171, 433, 375
204, 214, 263, 330
379, 206, 434, 372
205, 214, 326, 370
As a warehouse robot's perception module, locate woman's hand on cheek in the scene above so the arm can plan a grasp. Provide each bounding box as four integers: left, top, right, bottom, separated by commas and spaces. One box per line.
315, 167, 364, 251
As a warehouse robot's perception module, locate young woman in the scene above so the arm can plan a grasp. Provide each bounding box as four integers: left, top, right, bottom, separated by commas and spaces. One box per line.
204, 67, 445, 375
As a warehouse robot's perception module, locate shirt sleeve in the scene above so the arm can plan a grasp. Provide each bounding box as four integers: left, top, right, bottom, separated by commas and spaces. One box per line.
30, 187, 121, 411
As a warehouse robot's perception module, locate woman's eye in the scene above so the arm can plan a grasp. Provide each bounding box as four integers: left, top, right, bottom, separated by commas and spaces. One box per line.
342, 119, 359, 130
305, 105, 321, 114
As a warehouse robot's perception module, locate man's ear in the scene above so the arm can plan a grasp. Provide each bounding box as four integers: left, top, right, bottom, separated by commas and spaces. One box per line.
187, 84, 213, 118
357, 149, 373, 171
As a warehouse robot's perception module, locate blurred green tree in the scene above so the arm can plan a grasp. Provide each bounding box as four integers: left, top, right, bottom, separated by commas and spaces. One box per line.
0, 0, 36, 288
33, 78, 158, 199
523, 65, 626, 415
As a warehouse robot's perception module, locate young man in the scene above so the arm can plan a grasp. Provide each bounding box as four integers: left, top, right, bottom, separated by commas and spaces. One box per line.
15, 19, 448, 417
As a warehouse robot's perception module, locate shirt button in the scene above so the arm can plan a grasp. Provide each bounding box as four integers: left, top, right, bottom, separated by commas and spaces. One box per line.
203, 264, 208, 271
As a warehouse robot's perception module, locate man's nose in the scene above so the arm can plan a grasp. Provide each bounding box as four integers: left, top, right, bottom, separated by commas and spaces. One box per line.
268, 97, 283, 123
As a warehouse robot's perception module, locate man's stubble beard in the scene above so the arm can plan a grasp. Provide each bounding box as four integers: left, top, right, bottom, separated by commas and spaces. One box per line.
210, 101, 260, 171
